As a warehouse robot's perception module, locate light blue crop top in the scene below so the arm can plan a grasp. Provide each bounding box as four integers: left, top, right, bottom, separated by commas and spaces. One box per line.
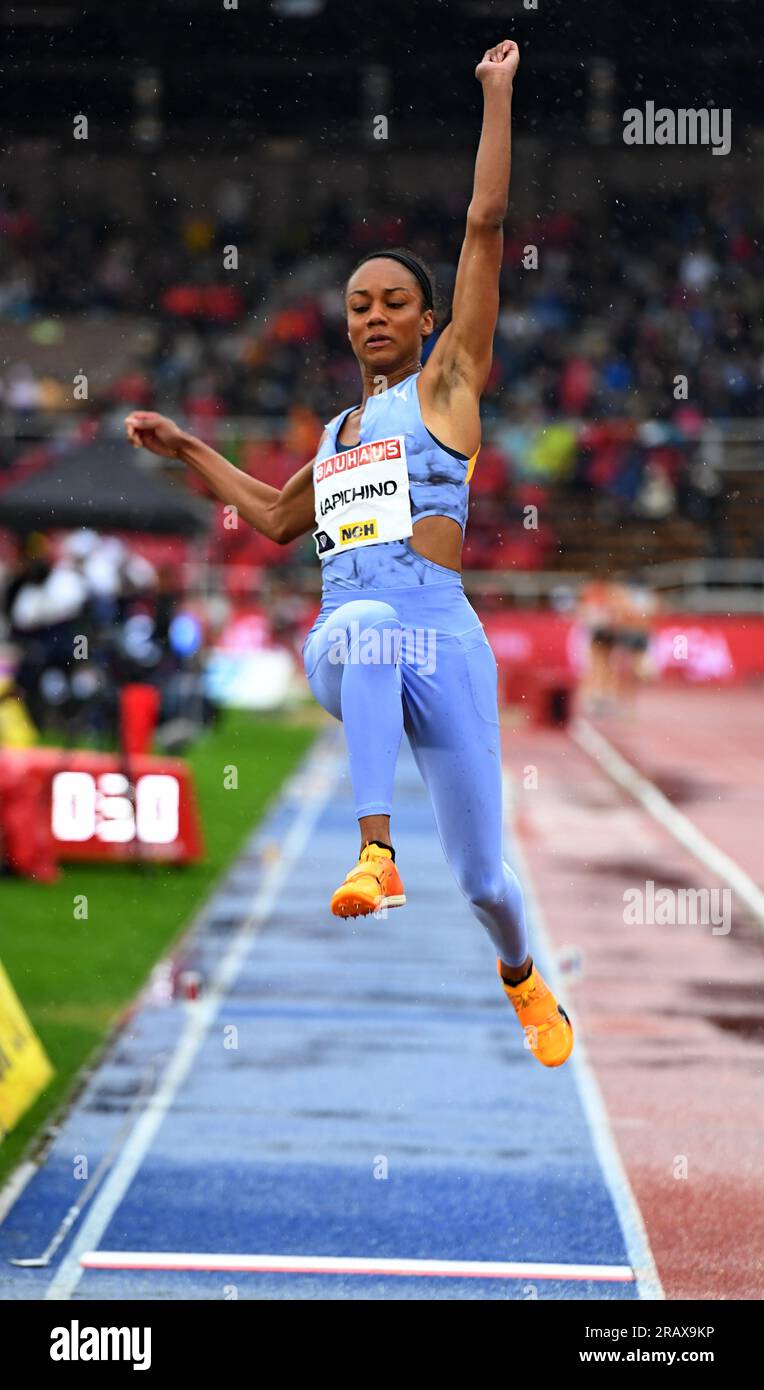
313, 369, 478, 587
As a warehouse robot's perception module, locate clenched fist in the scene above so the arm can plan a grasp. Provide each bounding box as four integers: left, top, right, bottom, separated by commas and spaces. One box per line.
475, 39, 519, 86
124, 411, 187, 460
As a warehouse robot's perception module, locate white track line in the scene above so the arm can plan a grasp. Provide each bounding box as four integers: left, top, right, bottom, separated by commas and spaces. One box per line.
0, 1160, 37, 1227
80, 1250, 634, 1282
503, 772, 665, 1302
572, 717, 764, 931
44, 736, 341, 1301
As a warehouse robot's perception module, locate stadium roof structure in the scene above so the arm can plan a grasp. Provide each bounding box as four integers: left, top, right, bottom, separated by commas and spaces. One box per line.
0, 437, 209, 536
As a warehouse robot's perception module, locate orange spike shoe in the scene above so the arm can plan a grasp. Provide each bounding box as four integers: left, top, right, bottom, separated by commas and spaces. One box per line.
330, 844, 406, 918
497, 958, 574, 1068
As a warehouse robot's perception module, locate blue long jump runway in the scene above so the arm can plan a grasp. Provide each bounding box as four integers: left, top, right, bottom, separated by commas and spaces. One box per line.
0, 729, 661, 1301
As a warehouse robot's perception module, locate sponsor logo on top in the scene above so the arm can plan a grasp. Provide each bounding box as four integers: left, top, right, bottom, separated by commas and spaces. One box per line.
315, 436, 402, 483
340, 519, 378, 545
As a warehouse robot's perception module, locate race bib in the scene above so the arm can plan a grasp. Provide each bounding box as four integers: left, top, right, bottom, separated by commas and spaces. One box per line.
312, 435, 413, 556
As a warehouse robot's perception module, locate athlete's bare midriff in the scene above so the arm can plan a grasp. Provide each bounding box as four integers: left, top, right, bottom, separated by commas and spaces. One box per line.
335, 379, 475, 575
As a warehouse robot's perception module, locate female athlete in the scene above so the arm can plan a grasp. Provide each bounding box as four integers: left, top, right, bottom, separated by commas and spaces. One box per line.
125, 40, 573, 1067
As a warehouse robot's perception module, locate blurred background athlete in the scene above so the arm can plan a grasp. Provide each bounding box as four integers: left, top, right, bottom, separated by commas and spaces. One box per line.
126, 40, 573, 1068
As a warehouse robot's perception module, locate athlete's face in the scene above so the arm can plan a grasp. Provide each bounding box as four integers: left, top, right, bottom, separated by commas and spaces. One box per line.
345, 259, 434, 373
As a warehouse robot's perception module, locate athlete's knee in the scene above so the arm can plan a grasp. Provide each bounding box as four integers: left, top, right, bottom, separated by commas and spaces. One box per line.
340, 598, 401, 631
326, 599, 403, 667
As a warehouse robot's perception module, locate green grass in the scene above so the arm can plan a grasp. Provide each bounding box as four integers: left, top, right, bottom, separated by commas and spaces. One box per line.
0, 708, 319, 1189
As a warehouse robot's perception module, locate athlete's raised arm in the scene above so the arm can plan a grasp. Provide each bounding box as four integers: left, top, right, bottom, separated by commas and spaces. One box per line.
426, 39, 518, 403
123, 411, 320, 544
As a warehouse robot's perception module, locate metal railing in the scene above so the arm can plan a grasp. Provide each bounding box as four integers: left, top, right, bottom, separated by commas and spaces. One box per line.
630, 559, 764, 613
181, 557, 764, 613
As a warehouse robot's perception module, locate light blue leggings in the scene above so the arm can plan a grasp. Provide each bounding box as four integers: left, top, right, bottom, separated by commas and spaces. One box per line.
302, 568, 529, 965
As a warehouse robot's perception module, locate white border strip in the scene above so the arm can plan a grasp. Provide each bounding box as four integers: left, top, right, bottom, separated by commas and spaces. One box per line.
503, 771, 665, 1302
572, 717, 764, 930
44, 736, 341, 1301
80, 1250, 634, 1281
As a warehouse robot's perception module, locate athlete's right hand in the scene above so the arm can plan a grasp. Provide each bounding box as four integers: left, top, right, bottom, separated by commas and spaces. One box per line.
475, 39, 519, 86
124, 410, 187, 460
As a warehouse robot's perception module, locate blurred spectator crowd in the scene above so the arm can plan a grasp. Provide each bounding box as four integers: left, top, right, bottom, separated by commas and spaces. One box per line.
0, 530, 216, 748
1, 172, 762, 573
1, 176, 762, 425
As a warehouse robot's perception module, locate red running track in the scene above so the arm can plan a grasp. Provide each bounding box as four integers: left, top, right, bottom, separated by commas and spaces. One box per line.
584, 686, 764, 887
504, 686, 764, 1301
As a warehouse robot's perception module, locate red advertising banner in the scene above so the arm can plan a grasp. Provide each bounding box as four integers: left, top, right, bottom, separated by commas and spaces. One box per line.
478, 612, 764, 685
0, 748, 205, 881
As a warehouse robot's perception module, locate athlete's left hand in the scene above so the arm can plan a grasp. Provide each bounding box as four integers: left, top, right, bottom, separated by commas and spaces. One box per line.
475, 39, 519, 86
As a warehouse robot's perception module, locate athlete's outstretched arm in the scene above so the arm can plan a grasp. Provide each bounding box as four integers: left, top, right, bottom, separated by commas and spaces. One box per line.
124, 411, 320, 544
432, 39, 518, 397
